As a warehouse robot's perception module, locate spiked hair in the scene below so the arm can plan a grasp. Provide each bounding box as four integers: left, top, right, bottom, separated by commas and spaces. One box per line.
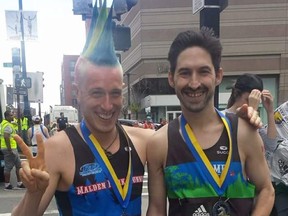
75, 0, 120, 84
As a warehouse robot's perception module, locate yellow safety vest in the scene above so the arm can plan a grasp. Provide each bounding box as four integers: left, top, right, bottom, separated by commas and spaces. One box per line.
21, 117, 29, 130
0, 120, 17, 149
11, 118, 18, 132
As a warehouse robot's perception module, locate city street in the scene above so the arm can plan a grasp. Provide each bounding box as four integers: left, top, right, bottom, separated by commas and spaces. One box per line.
0, 168, 149, 215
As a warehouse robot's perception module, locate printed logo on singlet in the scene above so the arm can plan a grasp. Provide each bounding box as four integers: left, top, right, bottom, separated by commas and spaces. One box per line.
217, 145, 228, 155
212, 162, 225, 175
79, 163, 102, 177
76, 175, 144, 195
193, 205, 210, 216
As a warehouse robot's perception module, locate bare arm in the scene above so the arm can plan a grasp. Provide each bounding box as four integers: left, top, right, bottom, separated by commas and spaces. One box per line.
247, 89, 277, 152
238, 119, 275, 216
146, 126, 167, 216
261, 90, 277, 140
44, 127, 50, 138
4, 132, 12, 150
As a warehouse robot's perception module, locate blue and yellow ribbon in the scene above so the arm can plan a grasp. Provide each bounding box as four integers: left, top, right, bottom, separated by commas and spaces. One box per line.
80, 120, 133, 209
180, 109, 232, 195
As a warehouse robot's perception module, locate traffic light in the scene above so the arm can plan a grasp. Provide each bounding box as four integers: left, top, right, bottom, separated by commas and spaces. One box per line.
42, 74, 45, 88
113, 24, 131, 51
113, 0, 138, 21
38, 71, 45, 88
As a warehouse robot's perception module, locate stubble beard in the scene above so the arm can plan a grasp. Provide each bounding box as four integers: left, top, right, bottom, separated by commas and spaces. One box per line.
179, 90, 214, 113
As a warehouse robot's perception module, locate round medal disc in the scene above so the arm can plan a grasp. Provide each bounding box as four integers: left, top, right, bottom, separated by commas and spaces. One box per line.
212, 200, 231, 216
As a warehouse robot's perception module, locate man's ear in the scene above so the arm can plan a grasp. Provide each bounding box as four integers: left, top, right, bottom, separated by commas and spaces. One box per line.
215, 67, 223, 86
73, 83, 80, 101
168, 72, 175, 88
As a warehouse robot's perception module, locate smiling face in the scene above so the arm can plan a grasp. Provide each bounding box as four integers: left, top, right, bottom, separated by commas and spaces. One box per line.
168, 46, 223, 114
76, 58, 123, 134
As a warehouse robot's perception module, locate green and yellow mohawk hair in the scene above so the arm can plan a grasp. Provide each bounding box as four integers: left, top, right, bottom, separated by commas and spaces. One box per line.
82, 0, 119, 67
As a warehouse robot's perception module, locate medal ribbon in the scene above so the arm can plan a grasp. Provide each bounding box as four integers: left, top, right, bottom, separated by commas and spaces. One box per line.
180, 109, 232, 195
80, 120, 133, 209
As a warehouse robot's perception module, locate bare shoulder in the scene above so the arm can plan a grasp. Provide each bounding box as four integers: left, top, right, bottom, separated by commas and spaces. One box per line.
147, 124, 168, 166
45, 131, 72, 153
148, 125, 168, 153
44, 130, 75, 190
123, 126, 155, 164
123, 125, 155, 143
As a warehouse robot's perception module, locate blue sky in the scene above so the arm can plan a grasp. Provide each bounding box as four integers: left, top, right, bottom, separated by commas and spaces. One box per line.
0, 0, 89, 112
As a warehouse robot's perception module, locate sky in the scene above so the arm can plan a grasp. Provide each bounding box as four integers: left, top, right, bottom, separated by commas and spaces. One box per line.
0, 0, 90, 113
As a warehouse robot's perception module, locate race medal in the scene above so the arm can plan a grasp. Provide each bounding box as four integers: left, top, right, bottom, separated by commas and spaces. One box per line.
212, 200, 231, 216
81, 121, 133, 213
121, 209, 128, 216
180, 109, 233, 195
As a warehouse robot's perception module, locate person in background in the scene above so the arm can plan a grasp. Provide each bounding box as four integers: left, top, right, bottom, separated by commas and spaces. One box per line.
21, 113, 29, 144
27, 115, 50, 156
225, 73, 281, 215
143, 117, 155, 130
11, 116, 19, 135
146, 28, 274, 216
0, 110, 25, 190
225, 73, 278, 153
49, 123, 58, 136
56, 112, 68, 131
157, 118, 167, 130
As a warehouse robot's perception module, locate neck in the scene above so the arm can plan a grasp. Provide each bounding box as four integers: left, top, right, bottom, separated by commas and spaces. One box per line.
182, 106, 218, 129
83, 121, 118, 149
226, 105, 237, 113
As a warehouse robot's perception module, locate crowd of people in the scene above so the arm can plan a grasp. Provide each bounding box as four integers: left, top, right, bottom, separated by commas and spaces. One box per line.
0, 0, 286, 215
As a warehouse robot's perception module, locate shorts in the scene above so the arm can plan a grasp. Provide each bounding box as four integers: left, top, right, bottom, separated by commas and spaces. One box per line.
2, 149, 22, 173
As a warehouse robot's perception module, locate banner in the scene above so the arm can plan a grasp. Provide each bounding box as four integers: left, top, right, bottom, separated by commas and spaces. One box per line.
5, 10, 38, 40
274, 101, 288, 140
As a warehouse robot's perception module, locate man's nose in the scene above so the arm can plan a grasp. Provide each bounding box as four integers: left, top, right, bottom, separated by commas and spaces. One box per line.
101, 94, 113, 110
188, 74, 200, 89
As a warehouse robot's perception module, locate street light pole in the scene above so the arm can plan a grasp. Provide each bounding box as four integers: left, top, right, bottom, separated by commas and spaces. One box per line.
200, 0, 227, 108
19, 0, 31, 120
127, 73, 131, 119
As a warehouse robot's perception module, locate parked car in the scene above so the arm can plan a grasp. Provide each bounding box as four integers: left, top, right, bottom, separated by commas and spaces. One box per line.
118, 119, 140, 127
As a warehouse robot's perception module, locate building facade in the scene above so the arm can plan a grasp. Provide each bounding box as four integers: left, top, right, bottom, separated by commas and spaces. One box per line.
62, 0, 288, 124
116, 0, 288, 123
60, 55, 78, 108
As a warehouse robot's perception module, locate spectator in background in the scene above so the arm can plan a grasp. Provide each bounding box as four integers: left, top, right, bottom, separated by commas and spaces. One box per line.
143, 117, 155, 130
225, 73, 280, 215
57, 112, 68, 131
21, 113, 29, 144
27, 115, 50, 156
49, 123, 58, 136
225, 73, 278, 153
0, 110, 25, 190
157, 118, 167, 130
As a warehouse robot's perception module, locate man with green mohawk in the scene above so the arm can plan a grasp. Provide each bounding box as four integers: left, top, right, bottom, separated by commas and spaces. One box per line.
12, 1, 154, 215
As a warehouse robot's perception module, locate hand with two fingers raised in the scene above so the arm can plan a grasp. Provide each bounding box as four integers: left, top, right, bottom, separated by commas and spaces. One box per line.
14, 133, 49, 194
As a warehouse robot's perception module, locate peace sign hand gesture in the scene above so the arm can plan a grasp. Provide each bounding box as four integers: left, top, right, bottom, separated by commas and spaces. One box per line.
14, 134, 49, 194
